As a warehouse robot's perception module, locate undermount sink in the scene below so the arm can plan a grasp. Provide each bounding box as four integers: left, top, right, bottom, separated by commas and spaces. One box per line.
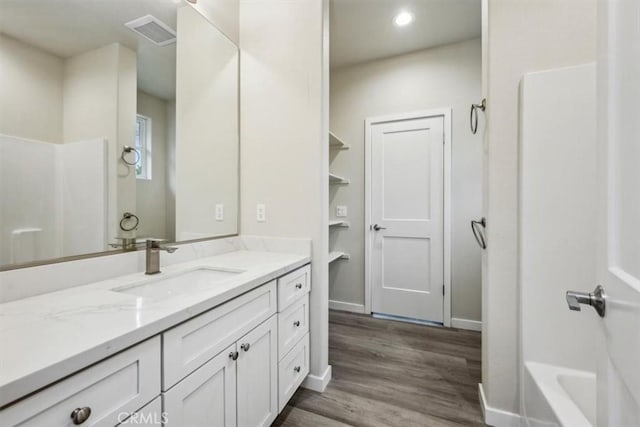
113, 267, 244, 299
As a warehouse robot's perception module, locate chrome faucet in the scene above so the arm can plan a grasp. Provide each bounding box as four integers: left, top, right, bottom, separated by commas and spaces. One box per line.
145, 240, 178, 275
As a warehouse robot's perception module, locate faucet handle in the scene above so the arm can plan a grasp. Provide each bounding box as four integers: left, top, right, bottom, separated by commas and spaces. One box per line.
145, 239, 178, 253
566, 285, 606, 317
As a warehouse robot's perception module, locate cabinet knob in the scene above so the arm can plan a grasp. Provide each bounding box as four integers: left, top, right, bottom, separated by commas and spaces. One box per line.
241, 343, 250, 352
295, 283, 303, 289
229, 351, 239, 361
70, 407, 92, 425
294, 366, 301, 373
293, 320, 301, 327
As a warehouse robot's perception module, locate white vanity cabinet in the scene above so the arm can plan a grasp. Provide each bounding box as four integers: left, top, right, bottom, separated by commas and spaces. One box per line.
0, 263, 311, 427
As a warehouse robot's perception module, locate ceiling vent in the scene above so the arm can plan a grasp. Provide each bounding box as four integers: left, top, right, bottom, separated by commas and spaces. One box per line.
125, 15, 176, 46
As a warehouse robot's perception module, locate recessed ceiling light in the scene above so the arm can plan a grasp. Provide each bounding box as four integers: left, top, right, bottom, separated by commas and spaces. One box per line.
394, 11, 414, 27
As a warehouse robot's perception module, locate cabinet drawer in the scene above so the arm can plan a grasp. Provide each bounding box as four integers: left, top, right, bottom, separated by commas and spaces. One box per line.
277, 265, 310, 311
0, 337, 161, 427
278, 294, 309, 359
278, 333, 309, 413
163, 281, 277, 390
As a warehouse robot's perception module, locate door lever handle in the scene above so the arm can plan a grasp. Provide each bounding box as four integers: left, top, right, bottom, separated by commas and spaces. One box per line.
566, 285, 606, 317
372, 224, 387, 231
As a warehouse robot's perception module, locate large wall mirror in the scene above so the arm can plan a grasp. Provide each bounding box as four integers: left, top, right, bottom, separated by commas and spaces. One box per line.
0, 0, 239, 269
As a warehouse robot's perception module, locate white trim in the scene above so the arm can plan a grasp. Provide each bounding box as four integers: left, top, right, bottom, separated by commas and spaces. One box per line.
329, 300, 366, 314
451, 317, 482, 331
479, 384, 523, 427
364, 108, 453, 326
302, 365, 332, 393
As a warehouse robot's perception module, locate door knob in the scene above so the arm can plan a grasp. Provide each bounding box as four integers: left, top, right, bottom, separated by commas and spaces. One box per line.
229, 351, 239, 360
566, 285, 606, 317
372, 224, 387, 231
240, 343, 250, 352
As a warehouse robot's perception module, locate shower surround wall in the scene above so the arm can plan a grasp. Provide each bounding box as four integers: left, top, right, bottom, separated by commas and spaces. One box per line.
519, 63, 598, 426
329, 38, 483, 326
0, 135, 108, 265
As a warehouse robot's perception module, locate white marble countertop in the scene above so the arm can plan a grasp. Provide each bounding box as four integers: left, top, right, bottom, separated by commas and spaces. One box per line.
0, 250, 310, 407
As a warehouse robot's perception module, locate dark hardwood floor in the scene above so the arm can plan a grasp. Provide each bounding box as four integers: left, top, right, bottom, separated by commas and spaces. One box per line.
273, 310, 484, 427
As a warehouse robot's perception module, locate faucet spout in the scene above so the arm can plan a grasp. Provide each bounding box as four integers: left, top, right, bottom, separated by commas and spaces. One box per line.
145, 239, 178, 275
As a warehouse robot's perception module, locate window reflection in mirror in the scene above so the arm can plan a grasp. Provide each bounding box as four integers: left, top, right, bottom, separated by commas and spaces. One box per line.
0, 0, 239, 269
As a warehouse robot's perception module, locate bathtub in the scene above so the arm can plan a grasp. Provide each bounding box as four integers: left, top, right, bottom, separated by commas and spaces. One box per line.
523, 362, 596, 427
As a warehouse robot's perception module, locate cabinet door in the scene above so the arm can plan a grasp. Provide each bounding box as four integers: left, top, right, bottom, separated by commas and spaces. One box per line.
236, 316, 278, 427
163, 344, 236, 427
117, 397, 163, 426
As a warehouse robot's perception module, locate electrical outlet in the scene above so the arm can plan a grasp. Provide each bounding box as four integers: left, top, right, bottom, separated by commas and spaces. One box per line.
256, 204, 266, 222
215, 204, 224, 221
336, 205, 348, 217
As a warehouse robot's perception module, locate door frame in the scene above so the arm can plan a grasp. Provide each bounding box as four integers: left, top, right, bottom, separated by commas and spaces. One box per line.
364, 108, 452, 327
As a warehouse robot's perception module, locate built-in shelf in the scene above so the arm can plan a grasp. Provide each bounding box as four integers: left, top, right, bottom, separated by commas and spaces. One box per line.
329, 173, 350, 185
328, 251, 350, 264
329, 220, 350, 228
329, 131, 350, 150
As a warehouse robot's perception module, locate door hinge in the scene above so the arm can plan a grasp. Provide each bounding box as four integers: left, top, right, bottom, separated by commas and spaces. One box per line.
442, 285, 445, 295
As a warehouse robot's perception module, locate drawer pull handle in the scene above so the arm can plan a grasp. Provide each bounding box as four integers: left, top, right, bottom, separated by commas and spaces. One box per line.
295, 283, 303, 289
241, 343, 250, 352
70, 407, 92, 425
293, 320, 301, 327
294, 366, 301, 373
229, 351, 239, 361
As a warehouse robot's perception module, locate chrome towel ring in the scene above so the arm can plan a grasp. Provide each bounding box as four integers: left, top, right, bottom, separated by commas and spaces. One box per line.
121, 146, 140, 166
120, 212, 139, 232
471, 217, 487, 249
470, 98, 486, 135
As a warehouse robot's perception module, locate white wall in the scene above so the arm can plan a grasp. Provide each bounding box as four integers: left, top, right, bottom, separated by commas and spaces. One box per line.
136, 90, 169, 240
64, 43, 137, 244
189, 0, 239, 45
482, 0, 597, 421
176, 5, 239, 240
240, 0, 330, 389
0, 34, 63, 144
329, 38, 483, 322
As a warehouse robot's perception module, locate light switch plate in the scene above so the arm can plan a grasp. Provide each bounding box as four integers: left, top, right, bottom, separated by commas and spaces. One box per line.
257, 204, 266, 222
215, 204, 224, 221
336, 205, 348, 217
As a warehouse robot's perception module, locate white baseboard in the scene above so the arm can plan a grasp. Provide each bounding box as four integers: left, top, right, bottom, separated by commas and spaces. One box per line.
329, 300, 366, 314
479, 383, 522, 427
451, 317, 482, 331
302, 365, 332, 393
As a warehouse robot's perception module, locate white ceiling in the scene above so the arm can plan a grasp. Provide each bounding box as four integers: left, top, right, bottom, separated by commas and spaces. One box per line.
330, 0, 481, 69
0, 0, 181, 100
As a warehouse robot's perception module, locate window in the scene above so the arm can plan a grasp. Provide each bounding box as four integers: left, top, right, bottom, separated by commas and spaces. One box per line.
135, 114, 152, 180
